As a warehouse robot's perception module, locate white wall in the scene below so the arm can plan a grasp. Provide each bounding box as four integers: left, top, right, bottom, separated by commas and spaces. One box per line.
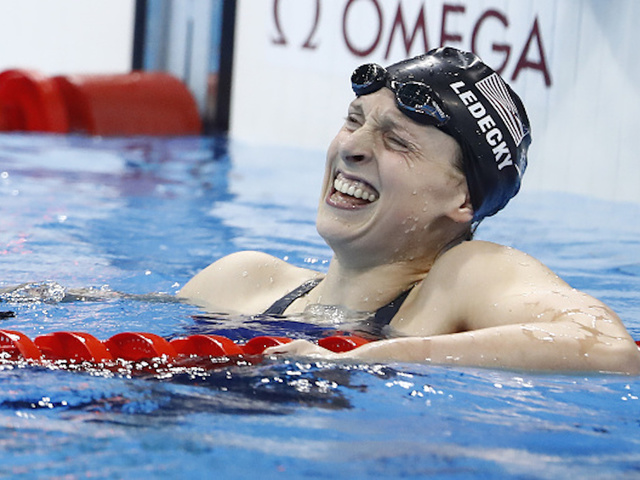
230, 0, 640, 204
0, 0, 135, 75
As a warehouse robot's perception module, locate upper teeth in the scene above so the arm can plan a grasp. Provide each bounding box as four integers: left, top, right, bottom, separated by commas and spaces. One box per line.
334, 175, 377, 202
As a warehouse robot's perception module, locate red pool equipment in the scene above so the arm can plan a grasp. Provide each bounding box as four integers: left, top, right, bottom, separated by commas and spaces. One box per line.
318, 334, 370, 352
34, 331, 113, 363
0, 329, 42, 361
0, 69, 201, 136
52, 72, 201, 136
242, 336, 294, 355
104, 332, 177, 362
0, 69, 68, 133
0, 329, 372, 372
170, 334, 244, 357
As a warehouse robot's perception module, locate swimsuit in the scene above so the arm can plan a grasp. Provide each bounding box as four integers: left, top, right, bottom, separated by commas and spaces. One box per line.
263, 278, 323, 316
263, 278, 413, 337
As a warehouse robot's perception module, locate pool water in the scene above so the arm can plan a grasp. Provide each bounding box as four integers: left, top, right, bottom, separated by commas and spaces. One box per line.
0, 134, 639, 479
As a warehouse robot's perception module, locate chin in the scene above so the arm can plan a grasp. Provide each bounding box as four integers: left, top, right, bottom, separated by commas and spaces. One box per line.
316, 207, 354, 249
315, 207, 339, 243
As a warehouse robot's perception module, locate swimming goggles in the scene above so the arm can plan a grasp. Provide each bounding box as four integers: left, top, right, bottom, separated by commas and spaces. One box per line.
351, 63, 449, 127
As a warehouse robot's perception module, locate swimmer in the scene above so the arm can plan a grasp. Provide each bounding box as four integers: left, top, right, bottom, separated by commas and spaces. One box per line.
179, 47, 640, 374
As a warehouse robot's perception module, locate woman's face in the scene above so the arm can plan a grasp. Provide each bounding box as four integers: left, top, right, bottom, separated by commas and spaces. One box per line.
317, 88, 472, 265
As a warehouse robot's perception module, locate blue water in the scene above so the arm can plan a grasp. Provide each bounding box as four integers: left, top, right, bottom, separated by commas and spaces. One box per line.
0, 134, 639, 479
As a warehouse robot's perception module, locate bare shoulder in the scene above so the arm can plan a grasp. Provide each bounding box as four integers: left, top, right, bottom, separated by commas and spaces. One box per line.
178, 251, 321, 314
434, 240, 564, 289
424, 240, 625, 331
437, 239, 542, 266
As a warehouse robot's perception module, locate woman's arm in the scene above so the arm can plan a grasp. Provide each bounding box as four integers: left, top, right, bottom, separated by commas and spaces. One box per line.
265, 318, 640, 374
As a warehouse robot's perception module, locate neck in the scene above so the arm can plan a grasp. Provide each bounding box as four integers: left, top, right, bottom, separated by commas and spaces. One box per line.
314, 218, 471, 310
313, 256, 430, 312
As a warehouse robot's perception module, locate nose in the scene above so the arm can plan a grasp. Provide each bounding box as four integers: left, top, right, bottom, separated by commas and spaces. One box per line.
339, 125, 373, 164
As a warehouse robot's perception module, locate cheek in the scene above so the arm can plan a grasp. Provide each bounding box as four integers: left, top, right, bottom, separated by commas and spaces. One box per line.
322, 138, 340, 183
390, 172, 459, 221
384, 164, 439, 202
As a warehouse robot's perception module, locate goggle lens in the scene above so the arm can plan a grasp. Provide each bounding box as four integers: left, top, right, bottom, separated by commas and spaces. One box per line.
394, 81, 449, 126
351, 63, 449, 127
351, 63, 386, 96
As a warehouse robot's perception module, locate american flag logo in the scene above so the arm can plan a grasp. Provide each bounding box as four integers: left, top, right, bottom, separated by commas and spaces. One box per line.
476, 73, 526, 147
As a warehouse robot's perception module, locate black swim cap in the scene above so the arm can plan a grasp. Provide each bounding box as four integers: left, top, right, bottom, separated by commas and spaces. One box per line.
351, 47, 531, 221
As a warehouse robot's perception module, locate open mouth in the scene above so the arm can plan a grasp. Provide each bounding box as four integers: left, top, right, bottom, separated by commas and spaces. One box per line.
328, 171, 379, 209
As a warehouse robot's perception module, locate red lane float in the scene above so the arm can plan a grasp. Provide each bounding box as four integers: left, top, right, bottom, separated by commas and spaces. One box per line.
105, 332, 177, 362
35, 332, 112, 362
242, 336, 293, 355
0, 330, 42, 360
0, 70, 69, 133
52, 72, 201, 136
0, 70, 201, 136
170, 334, 244, 357
0, 330, 370, 369
319, 334, 371, 352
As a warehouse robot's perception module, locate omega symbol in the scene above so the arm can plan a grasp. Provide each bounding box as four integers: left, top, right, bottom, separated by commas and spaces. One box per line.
271, 0, 321, 49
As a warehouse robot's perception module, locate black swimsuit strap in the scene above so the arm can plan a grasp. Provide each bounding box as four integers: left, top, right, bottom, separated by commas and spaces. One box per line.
361, 287, 413, 337
263, 278, 323, 316
371, 288, 412, 325
263, 277, 413, 333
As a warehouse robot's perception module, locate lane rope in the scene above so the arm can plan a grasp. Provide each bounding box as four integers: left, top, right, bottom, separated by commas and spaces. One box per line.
0, 330, 371, 370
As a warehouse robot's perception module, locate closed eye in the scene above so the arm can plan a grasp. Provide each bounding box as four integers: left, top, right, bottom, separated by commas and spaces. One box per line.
344, 113, 363, 130
386, 135, 409, 149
